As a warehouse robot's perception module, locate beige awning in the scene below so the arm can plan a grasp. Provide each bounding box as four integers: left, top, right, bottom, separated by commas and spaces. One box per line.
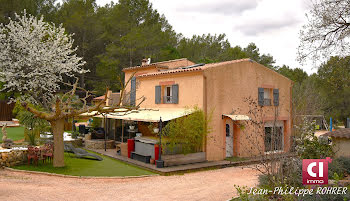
79, 107, 129, 117
222, 114, 251, 121
94, 108, 193, 122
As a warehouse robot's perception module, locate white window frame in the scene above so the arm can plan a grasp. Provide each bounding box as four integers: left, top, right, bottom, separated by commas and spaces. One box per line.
164, 86, 172, 103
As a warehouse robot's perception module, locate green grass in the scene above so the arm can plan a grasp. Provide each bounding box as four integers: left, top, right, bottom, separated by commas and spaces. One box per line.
0, 126, 25, 143
13, 151, 156, 177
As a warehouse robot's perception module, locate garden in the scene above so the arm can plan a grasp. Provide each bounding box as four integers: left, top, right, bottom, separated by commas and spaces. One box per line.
231, 118, 350, 200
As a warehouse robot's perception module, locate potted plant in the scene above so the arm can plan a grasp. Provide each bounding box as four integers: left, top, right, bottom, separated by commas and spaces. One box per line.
129, 122, 135, 130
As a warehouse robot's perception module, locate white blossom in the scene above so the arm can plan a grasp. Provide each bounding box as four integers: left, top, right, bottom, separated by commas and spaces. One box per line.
0, 11, 87, 107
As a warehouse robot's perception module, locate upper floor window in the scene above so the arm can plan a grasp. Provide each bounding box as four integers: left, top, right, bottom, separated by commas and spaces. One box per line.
155, 84, 179, 104
263, 88, 271, 106
258, 87, 279, 106
164, 86, 172, 103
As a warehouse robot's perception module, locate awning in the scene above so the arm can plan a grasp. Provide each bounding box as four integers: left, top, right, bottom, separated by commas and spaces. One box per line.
79, 107, 129, 117
94, 108, 193, 122
222, 114, 251, 121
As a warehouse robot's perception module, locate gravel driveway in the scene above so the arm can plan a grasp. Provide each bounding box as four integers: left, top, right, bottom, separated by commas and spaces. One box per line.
0, 165, 259, 201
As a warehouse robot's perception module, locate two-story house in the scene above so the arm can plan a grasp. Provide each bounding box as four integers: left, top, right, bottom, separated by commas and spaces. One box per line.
112, 58, 293, 161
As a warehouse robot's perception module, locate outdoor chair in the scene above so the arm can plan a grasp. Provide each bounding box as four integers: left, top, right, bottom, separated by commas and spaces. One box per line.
27, 146, 39, 165
42, 143, 54, 163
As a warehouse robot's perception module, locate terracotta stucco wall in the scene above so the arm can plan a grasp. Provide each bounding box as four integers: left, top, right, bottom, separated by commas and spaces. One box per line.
123, 67, 160, 104
204, 61, 292, 160
136, 72, 204, 108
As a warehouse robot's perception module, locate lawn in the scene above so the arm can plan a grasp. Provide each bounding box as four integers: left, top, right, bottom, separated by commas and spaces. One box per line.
0, 126, 25, 143
13, 152, 156, 177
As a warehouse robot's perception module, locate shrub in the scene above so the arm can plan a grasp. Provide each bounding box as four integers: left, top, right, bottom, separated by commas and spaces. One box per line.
295, 117, 334, 159
162, 107, 211, 155
91, 117, 102, 129
336, 157, 350, 175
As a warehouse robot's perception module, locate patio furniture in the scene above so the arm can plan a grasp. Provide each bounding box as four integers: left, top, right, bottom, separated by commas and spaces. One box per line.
27, 146, 39, 165
64, 143, 103, 161
92, 127, 105, 139
42, 143, 54, 162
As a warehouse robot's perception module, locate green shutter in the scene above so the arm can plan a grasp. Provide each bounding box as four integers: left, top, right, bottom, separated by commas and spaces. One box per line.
258, 88, 264, 106
273, 89, 279, 106
155, 85, 161, 104
172, 84, 179, 104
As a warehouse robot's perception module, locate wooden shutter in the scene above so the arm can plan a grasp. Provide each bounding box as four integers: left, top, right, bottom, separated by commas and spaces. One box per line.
172, 84, 179, 104
273, 89, 279, 106
155, 85, 161, 104
258, 88, 264, 106
130, 77, 136, 106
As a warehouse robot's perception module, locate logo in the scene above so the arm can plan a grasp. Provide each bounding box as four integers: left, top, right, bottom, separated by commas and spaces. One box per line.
302, 157, 332, 185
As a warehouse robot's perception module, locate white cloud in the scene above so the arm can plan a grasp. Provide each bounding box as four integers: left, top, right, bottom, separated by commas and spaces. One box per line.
63, 0, 314, 74
150, 0, 313, 73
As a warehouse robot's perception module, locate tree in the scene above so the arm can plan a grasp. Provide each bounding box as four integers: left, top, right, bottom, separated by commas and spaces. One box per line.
277, 65, 308, 84
0, 0, 57, 24
243, 43, 275, 69
298, 0, 350, 62
317, 56, 350, 126
0, 12, 140, 167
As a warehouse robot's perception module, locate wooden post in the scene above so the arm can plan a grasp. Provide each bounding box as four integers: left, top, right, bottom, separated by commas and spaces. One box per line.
114, 119, 117, 141
121, 120, 124, 143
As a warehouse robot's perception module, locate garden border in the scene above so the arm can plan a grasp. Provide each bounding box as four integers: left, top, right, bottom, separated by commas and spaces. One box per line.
2, 167, 159, 179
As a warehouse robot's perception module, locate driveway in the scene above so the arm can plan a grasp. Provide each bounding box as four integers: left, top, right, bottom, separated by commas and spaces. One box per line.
0, 165, 259, 201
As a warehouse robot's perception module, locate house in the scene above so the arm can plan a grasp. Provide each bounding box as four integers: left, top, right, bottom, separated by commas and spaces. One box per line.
112, 58, 293, 161
92, 90, 120, 106
322, 128, 350, 158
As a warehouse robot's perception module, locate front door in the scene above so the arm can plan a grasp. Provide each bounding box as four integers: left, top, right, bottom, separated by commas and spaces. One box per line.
226, 123, 233, 157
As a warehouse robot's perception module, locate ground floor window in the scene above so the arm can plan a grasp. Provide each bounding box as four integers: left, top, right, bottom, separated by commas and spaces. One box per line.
264, 126, 283, 152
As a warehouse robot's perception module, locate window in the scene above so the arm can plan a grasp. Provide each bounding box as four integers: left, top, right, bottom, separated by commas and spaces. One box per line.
226, 124, 230, 137
258, 88, 279, 106
263, 88, 271, 106
155, 84, 178, 104
164, 86, 172, 103
264, 126, 283, 152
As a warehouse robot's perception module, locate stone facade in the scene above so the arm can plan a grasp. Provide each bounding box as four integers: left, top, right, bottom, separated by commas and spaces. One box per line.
85, 139, 115, 149
0, 150, 27, 167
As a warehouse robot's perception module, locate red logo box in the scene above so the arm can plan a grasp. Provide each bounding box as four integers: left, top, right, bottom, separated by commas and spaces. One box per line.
302, 157, 332, 185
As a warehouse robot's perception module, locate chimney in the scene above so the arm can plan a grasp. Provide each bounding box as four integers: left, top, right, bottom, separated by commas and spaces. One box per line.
141, 58, 148, 66
106, 90, 112, 106
141, 58, 151, 66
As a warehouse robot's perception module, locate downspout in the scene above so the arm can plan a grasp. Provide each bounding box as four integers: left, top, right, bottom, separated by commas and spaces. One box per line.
203, 74, 208, 155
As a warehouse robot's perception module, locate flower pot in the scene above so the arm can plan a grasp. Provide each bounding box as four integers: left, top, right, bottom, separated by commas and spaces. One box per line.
129, 126, 135, 130
153, 128, 159, 133
150, 158, 155, 164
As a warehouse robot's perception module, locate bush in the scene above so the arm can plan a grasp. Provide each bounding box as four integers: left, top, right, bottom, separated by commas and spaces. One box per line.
295, 117, 334, 159
329, 159, 346, 179
91, 117, 102, 129
336, 157, 350, 175
162, 107, 211, 155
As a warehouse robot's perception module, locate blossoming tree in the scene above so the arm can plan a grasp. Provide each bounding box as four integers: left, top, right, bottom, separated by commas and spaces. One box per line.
0, 12, 141, 167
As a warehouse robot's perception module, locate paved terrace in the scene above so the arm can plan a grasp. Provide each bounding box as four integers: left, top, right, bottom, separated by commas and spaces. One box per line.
89, 148, 296, 174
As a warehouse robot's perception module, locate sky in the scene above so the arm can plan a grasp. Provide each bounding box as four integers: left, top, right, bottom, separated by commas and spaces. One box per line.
64, 0, 315, 74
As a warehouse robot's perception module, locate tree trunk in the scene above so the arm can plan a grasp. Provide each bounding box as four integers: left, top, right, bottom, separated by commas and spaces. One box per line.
51, 118, 65, 167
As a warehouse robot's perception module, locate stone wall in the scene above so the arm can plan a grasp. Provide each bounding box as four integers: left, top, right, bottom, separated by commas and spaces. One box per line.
0, 150, 27, 167
85, 139, 115, 149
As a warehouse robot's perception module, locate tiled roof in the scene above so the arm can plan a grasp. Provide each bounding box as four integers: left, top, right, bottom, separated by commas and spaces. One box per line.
93, 93, 120, 100
137, 58, 251, 78
123, 58, 189, 71
322, 128, 350, 138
